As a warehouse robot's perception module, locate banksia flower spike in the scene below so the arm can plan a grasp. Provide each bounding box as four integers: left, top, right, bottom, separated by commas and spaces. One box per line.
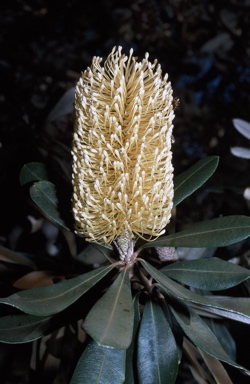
72, 46, 175, 261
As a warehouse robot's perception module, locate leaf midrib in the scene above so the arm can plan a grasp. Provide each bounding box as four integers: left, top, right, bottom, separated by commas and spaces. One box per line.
174, 158, 214, 193
99, 269, 126, 345
2, 265, 112, 307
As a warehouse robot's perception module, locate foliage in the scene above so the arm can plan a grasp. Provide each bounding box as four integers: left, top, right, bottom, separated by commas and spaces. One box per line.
0, 156, 250, 383
230, 119, 250, 159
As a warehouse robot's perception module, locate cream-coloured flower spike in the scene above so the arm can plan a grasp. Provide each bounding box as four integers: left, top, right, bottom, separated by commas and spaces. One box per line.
72, 46, 175, 247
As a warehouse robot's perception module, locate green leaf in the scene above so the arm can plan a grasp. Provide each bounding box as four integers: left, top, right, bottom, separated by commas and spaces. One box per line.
161, 257, 250, 291
30, 180, 69, 229
140, 260, 250, 324
0, 313, 52, 343
0, 246, 36, 269
77, 243, 115, 265
199, 349, 234, 384
177, 247, 216, 260
205, 296, 250, 321
124, 296, 140, 384
173, 156, 219, 206
142, 216, 250, 249
0, 265, 114, 316
170, 305, 250, 376
205, 318, 236, 360
137, 300, 179, 384
83, 268, 134, 349
70, 339, 126, 384
19, 162, 49, 186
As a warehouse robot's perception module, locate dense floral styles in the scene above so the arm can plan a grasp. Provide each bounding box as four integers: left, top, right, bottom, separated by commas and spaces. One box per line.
72, 46, 175, 245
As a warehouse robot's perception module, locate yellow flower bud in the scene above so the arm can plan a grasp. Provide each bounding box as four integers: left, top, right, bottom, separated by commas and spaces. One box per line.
72, 46, 175, 246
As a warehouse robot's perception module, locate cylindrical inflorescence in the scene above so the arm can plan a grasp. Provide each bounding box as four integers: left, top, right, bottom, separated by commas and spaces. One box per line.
72, 46, 175, 245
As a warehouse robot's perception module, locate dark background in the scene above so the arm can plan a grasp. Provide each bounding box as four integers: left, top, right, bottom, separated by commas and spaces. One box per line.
0, 0, 250, 382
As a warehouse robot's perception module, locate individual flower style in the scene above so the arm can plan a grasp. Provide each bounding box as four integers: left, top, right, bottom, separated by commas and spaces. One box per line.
72, 46, 175, 248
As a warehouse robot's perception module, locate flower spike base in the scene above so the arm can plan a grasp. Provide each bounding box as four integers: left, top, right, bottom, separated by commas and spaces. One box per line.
113, 232, 136, 265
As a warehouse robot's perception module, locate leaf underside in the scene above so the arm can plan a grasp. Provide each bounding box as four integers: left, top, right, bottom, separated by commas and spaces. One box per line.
137, 300, 179, 384
70, 339, 126, 384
